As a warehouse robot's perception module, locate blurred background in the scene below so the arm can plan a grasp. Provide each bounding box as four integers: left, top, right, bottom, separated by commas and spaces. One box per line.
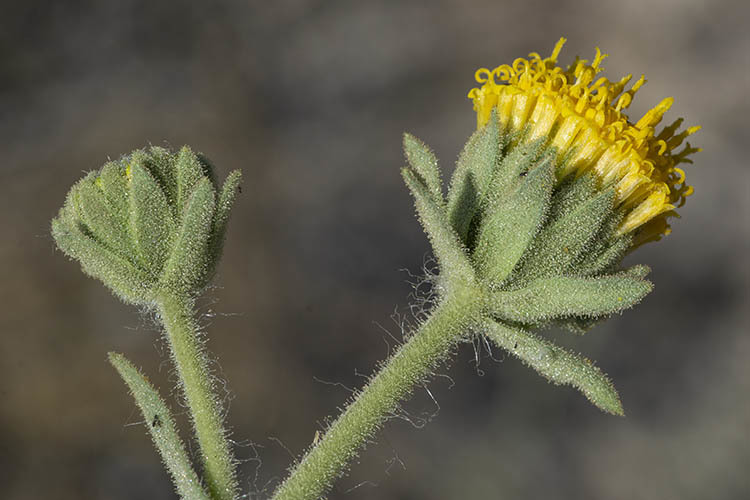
1, 1, 748, 499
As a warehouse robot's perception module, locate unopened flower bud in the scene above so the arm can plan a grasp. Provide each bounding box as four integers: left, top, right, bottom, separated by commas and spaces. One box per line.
51, 146, 241, 304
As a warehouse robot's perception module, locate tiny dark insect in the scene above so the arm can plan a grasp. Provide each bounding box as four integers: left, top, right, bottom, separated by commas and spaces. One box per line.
519, 171, 527, 177
514, 342, 518, 349
237, 185, 242, 194
152, 414, 162, 428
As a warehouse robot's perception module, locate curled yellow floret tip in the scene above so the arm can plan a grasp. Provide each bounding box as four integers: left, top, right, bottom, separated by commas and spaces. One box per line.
468, 37, 700, 240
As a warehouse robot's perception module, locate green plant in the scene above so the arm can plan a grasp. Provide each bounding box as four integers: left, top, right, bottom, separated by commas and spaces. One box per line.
52, 146, 241, 500
52, 38, 699, 500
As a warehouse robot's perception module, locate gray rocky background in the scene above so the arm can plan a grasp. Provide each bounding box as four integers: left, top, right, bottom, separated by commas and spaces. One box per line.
1, 1, 748, 499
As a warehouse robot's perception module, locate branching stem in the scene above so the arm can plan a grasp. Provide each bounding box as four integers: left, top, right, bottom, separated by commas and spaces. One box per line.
272, 285, 483, 500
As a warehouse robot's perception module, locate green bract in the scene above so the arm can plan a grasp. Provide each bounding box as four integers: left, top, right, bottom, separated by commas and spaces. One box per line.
51, 146, 242, 304
402, 113, 655, 415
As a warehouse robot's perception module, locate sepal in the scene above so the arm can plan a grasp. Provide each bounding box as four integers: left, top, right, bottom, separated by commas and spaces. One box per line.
484, 137, 549, 206
488, 270, 653, 323
205, 170, 242, 280
51, 217, 156, 304
129, 163, 175, 274
403, 133, 443, 204
508, 187, 616, 285
97, 162, 130, 214
575, 235, 632, 277
73, 175, 134, 258
176, 146, 210, 213
161, 178, 216, 293
473, 158, 554, 284
401, 167, 473, 285
446, 112, 500, 242
546, 173, 597, 224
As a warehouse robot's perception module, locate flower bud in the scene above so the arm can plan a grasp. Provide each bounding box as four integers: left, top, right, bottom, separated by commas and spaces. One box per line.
51, 146, 241, 304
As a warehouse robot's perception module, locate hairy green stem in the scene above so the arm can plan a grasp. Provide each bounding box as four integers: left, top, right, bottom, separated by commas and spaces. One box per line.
157, 291, 238, 500
272, 287, 483, 500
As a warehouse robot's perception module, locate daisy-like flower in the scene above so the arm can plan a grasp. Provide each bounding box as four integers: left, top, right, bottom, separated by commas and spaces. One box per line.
468, 38, 700, 244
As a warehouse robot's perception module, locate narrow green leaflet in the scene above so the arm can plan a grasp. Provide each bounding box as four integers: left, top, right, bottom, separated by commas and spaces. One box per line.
484, 137, 549, 205
509, 188, 615, 284
473, 159, 554, 284
77, 182, 133, 258
403, 133, 443, 204
206, 170, 242, 279
108, 353, 211, 500
446, 112, 500, 242
575, 235, 632, 277
129, 163, 175, 273
488, 273, 653, 322
484, 320, 623, 415
51, 218, 154, 304
97, 162, 130, 215
161, 178, 216, 291
176, 147, 208, 212
546, 173, 597, 224
135, 148, 179, 213
402, 168, 474, 284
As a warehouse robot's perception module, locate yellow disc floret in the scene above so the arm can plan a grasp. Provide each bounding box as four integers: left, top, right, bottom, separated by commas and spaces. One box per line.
468, 38, 700, 240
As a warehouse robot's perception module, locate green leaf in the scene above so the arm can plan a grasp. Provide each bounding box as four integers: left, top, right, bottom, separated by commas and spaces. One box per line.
403, 133, 443, 204
205, 170, 242, 282
138, 147, 179, 212
402, 168, 474, 284
51, 217, 155, 304
554, 264, 651, 334
485, 137, 549, 207
474, 159, 554, 284
547, 173, 597, 224
129, 163, 175, 274
484, 319, 624, 415
509, 188, 616, 285
619, 263, 651, 280
97, 162, 130, 216
446, 112, 500, 242
574, 235, 632, 277
108, 353, 211, 500
176, 146, 208, 213
161, 178, 216, 292
445, 173, 478, 246
196, 152, 220, 192
77, 180, 134, 260
489, 273, 653, 322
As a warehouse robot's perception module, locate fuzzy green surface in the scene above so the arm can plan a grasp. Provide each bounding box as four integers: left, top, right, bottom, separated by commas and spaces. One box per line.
157, 292, 239, 500
401, 167, 474, 287
51, 146, 242, 305
489, 272, 653, 323
474, 157, 554, 284
403, 132, 443, 205
51, 146, 243, 500
483, 321, 624, 415
108, 353, 211, 500
446, 111, 500, 241
273, 119, 654, 498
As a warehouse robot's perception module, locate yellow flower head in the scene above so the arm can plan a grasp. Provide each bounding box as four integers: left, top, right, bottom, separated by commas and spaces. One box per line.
468, 38, 700, 242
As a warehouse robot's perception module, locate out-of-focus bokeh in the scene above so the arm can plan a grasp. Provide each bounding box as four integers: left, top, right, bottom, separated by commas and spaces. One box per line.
2, 1, 748, 499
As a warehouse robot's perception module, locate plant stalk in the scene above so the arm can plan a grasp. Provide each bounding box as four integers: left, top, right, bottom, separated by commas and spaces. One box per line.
272, 286, 483, 500
157, 291, 238, 500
